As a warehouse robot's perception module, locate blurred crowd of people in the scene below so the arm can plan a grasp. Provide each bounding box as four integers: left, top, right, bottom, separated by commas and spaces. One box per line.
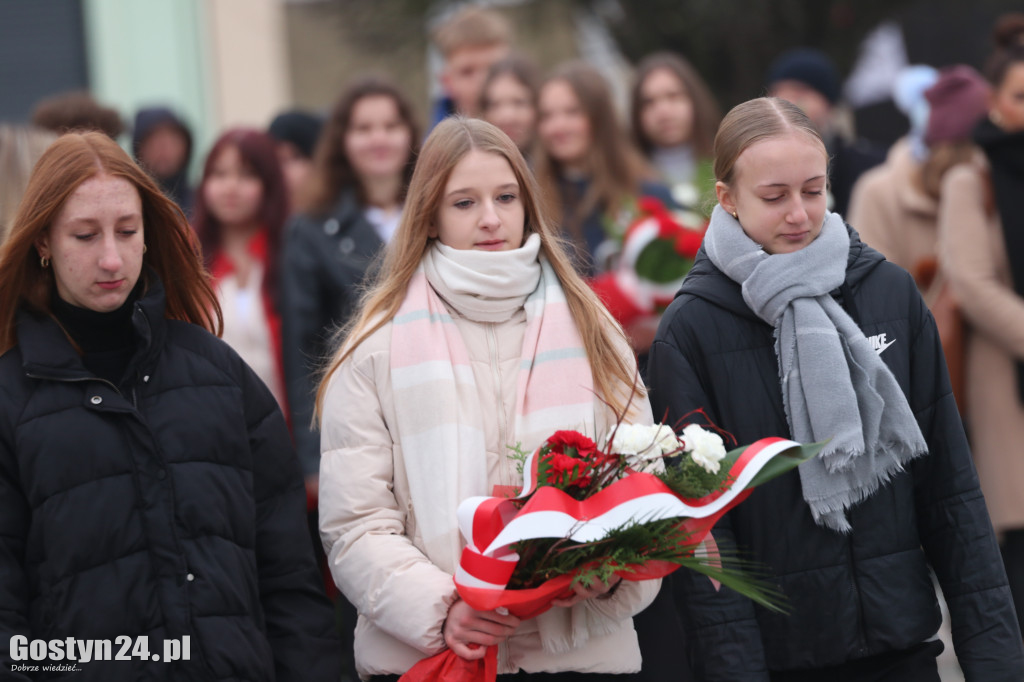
2, 5, 1024, 682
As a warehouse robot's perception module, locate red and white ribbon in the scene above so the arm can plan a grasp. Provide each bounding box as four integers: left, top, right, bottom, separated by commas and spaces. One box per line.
454, 437, 799, 597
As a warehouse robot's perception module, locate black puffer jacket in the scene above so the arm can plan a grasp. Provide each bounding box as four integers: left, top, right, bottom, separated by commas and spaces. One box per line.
646, 228, 1024, 680
0, 275, 341, 681
280, 189, 385, 476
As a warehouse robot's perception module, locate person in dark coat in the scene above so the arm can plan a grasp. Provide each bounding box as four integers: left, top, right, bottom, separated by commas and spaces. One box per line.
281, 77, 419, 486
647, 97, 1023, 681
0, 131, 341, 682
280, 77, 419, 681
267, 109, 323, 211
132, 106, 195, 216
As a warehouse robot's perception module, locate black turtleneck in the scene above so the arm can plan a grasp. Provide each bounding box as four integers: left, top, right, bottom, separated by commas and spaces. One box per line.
50, 290, 138, 387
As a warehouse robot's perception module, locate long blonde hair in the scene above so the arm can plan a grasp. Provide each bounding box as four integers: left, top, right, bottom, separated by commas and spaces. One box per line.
315, 117, 640, 420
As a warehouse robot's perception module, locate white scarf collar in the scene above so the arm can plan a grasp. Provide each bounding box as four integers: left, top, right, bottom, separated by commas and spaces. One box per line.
422, 233, 543, 322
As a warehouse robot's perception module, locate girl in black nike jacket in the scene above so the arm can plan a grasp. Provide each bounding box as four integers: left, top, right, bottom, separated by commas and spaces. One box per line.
647, 97, 1023, 682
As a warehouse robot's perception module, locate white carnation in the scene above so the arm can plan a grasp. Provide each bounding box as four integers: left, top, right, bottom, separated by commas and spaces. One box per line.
681, 424, 727, 474
605, 423, 681, 472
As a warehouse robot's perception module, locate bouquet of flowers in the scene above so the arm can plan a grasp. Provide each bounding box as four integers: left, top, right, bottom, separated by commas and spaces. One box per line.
399, 420, 822, 682
590, 196, 707, 328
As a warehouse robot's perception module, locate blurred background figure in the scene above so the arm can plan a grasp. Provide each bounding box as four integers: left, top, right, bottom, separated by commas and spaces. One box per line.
535, 60, 690, 359
268, 109, 323, 212
938, 11, 1024, 640
280, 76, 419, 682
132, 106, 195, 216
849, 65, 989, 413
631, 51, 721, 218
0, 124, 56, 246
193, 128, 290, 413
852, 65, 987, 285
892, 65, 943, 165
30, 90, 124, 140
429, 5, 511, 126
535, 60, 674, 277
766, 47, 885, 217
480, 53, 541, 157
282, 76, 419, 484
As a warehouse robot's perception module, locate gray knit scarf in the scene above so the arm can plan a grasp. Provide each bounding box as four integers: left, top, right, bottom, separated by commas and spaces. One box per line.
703, 205, 927, 532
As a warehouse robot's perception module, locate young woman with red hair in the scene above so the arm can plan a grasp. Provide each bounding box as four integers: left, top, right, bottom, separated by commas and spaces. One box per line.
0, 131, 340, 681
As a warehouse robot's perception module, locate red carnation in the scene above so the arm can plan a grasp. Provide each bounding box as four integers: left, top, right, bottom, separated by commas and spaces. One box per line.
544, 451, 593, 488
546, 430, 597, 458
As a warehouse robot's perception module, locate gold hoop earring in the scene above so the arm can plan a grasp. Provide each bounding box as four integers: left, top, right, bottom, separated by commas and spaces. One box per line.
40, 256, 49, 268
143, 244, 148, 254
732, 211, 738, 220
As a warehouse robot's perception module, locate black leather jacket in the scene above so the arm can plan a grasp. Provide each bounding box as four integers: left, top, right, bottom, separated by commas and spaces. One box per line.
280, 190, 385, 475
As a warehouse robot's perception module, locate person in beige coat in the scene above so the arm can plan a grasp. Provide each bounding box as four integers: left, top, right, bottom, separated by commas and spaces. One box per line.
848, 137, 938, 287
938, 12, 1024, 636
850, 66, 989, 303
850, 66, 992, 416
316, 117, 658, 680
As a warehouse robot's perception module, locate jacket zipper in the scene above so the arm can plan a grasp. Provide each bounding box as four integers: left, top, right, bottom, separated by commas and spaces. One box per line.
24, 372, 122, 396
26, 371, 140, 410
487, 323, 509, 484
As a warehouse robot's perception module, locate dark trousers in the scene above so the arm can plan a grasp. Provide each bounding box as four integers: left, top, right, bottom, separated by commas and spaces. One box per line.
308, 509, 360, 682
633, 576, 692, 682
768, 640, 943, 682
1002, 527, 1024, 636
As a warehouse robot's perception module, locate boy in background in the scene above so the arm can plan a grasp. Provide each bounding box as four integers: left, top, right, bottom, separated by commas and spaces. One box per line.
430, 6, 511, 126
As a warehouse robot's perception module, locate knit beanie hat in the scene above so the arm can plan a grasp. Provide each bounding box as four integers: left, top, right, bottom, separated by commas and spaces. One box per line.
268, 110, 323, 160
766, 48, 841, 104
923, 65, 991, 146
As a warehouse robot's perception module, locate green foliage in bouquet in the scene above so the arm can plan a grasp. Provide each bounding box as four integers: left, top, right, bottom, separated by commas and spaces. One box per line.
634, 239, 694, 284
505, 426, 825, 613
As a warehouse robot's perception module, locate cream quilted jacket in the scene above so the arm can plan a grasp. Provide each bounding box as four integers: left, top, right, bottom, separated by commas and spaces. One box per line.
319, 304, 658, 679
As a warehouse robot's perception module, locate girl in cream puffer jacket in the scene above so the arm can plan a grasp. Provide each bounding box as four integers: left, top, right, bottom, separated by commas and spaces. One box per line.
319, 306, 657, 677
317, 118, 658, 679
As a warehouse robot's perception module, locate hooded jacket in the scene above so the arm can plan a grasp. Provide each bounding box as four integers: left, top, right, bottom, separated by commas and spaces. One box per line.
646, 228, 1023, 680
0, 274, 341, 681
132, 107, 194, 215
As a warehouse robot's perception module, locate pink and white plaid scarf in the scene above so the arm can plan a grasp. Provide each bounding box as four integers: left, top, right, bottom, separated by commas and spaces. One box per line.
390, 237, 597, 571
389, 236, 644, 652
